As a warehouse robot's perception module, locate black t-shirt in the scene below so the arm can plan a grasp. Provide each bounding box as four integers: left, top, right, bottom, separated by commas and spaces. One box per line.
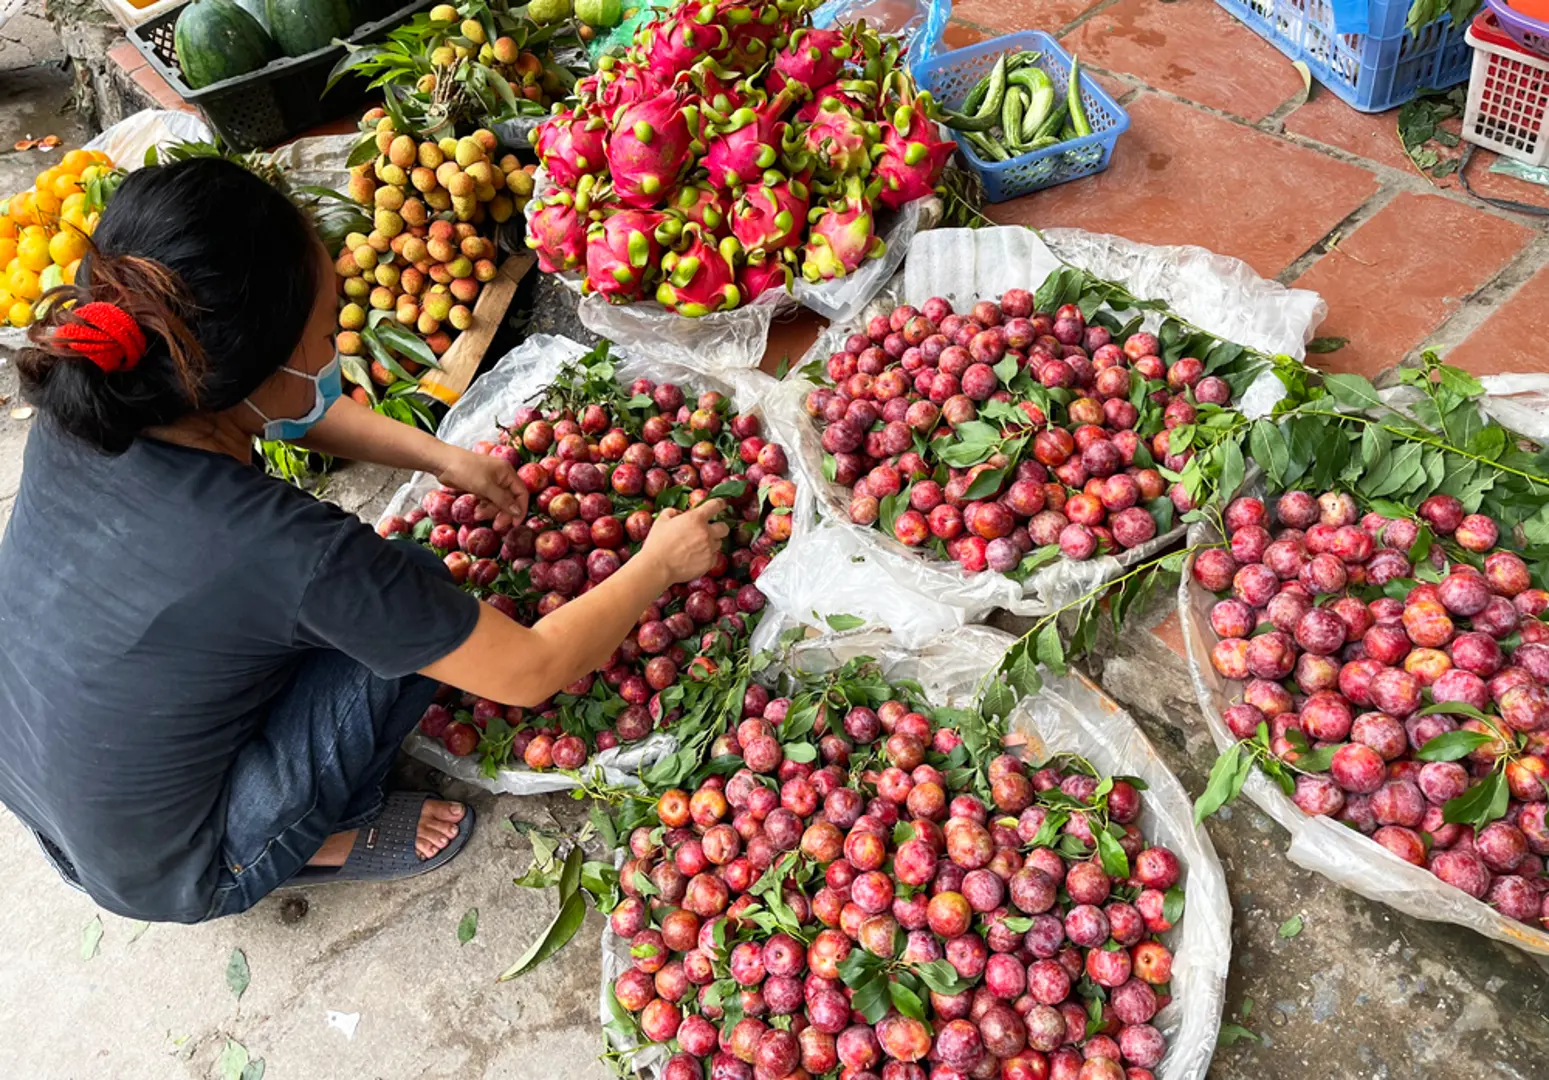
0, 420, 479, 922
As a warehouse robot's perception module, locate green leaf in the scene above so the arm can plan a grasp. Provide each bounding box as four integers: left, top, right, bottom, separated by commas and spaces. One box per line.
1163, 886, 1186, 926
559, 845, 584, 902
1035, 621, 1066, 675
1249, 420, 1289, 487
1416, 728, 1494, 762
893, 821, 917, 846
226, 948, 250, 1001
80, 917, 102, 961
1194, 744, 1244, 825
1442, 769, 1510, 830
126, 920, 151, 944
1292, 744, 1338, 773
1277, 915, 1304, 939
1217, 437, 1246, 502
913, 958, 972, 995
1323, 373, 1384, 411
878, 489, 911, 540
825, 613, 866, 632
498, 891, 588, 979
1217, 1023, 1261, 1047
457, 908, 479, 946
783, 742, 818, 764
241, 1060, 266, 1080
218, 1040, 250, 1080
888, 979, 927, 1021
1096, 829, 1130, 880
374, 322, 441, 371
822, 453, 837, 483
963, 467, 1007, 501
708, 480, 749, 500
1306, 336, 1348, 354
853, 973, 892, 1023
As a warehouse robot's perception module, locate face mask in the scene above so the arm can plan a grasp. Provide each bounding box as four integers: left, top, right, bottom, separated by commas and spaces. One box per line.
245, 357, 342, 442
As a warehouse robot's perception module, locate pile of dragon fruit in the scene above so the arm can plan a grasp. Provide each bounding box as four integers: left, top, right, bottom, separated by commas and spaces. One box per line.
1197, 491, 1549, 923
805, 291, 1237, 575
524, 0, 955, 316
377, 350, 797, 775
609, 661, 1187, 1080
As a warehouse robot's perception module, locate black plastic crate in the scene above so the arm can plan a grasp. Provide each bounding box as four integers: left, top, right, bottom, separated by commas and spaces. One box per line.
127, 0, 434, 151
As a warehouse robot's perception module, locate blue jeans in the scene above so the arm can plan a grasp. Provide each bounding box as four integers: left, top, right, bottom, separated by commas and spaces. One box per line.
200, 650, 439, 920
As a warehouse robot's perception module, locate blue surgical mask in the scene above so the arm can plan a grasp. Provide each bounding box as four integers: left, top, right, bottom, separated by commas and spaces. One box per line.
245, 357, 343, 441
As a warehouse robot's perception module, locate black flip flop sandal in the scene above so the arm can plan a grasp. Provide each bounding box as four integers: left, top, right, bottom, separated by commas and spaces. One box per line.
283, 791, 474, 887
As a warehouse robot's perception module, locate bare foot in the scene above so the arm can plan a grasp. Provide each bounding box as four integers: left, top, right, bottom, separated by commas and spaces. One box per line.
306, 799, 467, 866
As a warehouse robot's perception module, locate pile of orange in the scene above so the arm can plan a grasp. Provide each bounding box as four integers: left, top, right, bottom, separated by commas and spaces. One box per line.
0, 148, 116, 328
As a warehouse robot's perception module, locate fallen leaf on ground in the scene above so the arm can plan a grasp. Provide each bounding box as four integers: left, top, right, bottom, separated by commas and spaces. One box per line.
80, 916, 102, 960
217, 1039, 248, 1080
457, 908, 478, 945
226, 947, 250, 1001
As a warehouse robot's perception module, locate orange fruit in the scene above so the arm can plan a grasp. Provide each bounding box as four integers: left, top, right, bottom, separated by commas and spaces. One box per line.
0, 238, 13, 266
17, 234, 51, 273
51, 174, 82, 200
89, 150, 113, 165
0, 216, 14, 241
32, 191, 61, 218
48, 229, 86, 266
8, 193, 36, 227
8, 300, 33, 328
60, 149, 92, 173
63, 258, 80, 285
34, 167, 59, 193
9, 266, 41, 301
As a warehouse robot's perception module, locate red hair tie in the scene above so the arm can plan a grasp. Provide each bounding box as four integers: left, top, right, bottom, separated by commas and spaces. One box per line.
54, 302, 147, 374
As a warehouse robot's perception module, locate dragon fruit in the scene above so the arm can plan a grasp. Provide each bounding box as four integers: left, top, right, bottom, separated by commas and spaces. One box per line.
637, 3, 728, 78
583, 59, 665, 122
655, 225, 742, 317
524, 188, 588, 274
801, 177, 885, 282
795, 80, 874, 124
702, 86, 799, 189
715, 1, 790, 71
797, 97, 878, 179
668, 181, 729, 234
584, 209, 672, 303
534, 108, 607, 189
607, 90, 701, 209
676, 59, 750, 124
738, 256, 793, 299
730, 173, 808, 258
871, 89, 956, 210
767, 27, 851, 94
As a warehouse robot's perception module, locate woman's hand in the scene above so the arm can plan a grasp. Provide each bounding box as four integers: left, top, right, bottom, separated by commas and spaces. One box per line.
641, 498, 730, 584
435, 446, 528, 520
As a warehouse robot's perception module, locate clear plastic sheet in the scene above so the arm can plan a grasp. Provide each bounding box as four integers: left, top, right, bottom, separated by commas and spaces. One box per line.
575, 197, 937, 375
599, 626, 1231, 1080
0, 109, 214, 354
812, 0, 952, 62
377, 333, 813, 794
1179, 472, 1549, 959
758, 225, 1326, 644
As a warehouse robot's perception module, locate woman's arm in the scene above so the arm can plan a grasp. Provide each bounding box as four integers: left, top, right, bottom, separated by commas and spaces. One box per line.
297, 397, 527, 517
418, 499, 731, 707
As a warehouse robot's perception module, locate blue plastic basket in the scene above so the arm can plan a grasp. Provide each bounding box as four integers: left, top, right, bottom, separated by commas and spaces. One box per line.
1213, 0, 1473, 111
914, 31, 1131, 203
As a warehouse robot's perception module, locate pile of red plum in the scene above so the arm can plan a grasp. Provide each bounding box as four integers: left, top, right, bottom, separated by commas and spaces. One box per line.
609, 673, 1188, 1080
1197, 489, 1549, 924
377, 368, 796, 772
804, 290, 1240, 574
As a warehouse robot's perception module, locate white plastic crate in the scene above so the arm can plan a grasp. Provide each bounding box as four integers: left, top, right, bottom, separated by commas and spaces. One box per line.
101, 0, 185, 31
1464, 12, 1549, 167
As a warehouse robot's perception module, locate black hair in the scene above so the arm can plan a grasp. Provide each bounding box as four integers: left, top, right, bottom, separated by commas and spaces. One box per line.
16, 157, 322, 453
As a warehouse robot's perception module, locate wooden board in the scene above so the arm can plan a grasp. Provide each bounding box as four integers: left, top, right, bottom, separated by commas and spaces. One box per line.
417, 253, 534, 406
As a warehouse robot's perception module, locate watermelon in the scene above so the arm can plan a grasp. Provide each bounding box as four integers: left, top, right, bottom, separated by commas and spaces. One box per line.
233, 0, 271, 33
173, 0, 279, 90
264, 0, 355, 57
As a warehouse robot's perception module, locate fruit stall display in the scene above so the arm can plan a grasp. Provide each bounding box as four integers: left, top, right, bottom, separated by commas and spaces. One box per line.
524, 0, 956, 315
581, 627, 1228, 1080
376, 341, 800, 786
0, 150, 122, 329
786, 273, 1269, 591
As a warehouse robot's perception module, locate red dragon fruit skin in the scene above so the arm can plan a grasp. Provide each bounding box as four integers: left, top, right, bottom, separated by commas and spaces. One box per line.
582, 59, 665, 123
524, 190, 588, 274
638, 3, 728, 78
795, 80, 872, 125
730, 173, 809, 258
607, 90, 701, 210
872, 95, 956, 211
767, 26, 851, 94
716, 1, 790, 71
668, 181, 729, 235
801, 177, 885, 282
702, 86, 799, 189
800, 98, 878, 178
656, 225, 742, 317
534, 108, 607, 189
738, 256, 793, 299
584, 209, 670, 303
